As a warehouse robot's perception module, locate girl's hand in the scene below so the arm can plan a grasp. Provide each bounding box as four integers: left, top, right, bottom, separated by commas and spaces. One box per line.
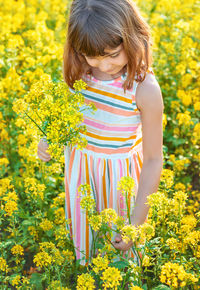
37, 138, 51, 162
112, 233, 133, 251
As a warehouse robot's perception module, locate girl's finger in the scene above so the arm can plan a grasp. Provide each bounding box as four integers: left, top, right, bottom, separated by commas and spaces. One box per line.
37, 152, 51, 161
37, 150, 51, 159
114, 233, 122, 242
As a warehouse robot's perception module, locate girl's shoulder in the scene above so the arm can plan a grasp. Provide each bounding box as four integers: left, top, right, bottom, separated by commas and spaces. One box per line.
136, 67, 155, 82
136, 68, 163, 112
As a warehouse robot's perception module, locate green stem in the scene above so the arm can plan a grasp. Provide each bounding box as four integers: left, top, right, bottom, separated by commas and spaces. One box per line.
65, 237, 87, 258
125, 191, 131, 224
24, 112, 46, 136
55, 265, 62, 289
132, 241, 143, 267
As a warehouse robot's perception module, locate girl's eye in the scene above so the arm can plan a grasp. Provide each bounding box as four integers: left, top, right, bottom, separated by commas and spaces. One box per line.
110, 53, 120, 58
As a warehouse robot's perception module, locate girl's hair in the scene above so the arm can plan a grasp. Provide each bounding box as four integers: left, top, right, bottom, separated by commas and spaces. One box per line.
63, 0, 153, 93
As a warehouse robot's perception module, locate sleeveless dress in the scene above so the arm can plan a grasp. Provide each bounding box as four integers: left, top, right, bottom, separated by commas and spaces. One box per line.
64, 68, 155, 265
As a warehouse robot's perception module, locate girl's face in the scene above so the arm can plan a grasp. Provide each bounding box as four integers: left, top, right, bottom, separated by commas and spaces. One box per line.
83, 43, 128, 75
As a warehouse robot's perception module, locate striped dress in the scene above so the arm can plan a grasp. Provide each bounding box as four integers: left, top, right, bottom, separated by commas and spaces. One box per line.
64, 68, 155, 265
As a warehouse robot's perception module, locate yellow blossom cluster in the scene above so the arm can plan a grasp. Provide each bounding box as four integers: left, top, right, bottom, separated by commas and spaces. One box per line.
11, 245, 24, 256
54, 207, 66, 225
24, 177, 46, 201
0, 178, 18, 217
117, 176, 136, 197
0, 257, 9, 273
78, 184, 96, 214
33, 251, 52, 268
160, 262, 198, 288
92, 254, 109, 274
76, 273, 96, 290
101, 267, 122, 289
39, 218, 54, 231
121, 224, 138, 244
62, 249, 75, 265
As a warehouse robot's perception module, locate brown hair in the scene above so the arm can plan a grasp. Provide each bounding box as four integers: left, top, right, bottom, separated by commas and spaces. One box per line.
63, 0, 153, 93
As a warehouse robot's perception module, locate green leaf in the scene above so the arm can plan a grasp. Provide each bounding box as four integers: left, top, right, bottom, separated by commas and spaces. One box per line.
29, 273, 43, 289
109, 260, 129, 270
152, 285, 170, 290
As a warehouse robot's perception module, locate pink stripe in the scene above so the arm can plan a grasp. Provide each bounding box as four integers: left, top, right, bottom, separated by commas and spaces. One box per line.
110, 81, 123, 88
75, 152, 82, 260
85, 99, 138, 116
118, 159, 125, 217
89, 155, 98, 208
64, 164, 72, 237
108, 159, 113, 208
83, 119, 137, 131
96, 158, 101, 212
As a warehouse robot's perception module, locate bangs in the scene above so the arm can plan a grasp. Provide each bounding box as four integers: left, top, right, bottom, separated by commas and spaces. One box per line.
71, 15, 123, 57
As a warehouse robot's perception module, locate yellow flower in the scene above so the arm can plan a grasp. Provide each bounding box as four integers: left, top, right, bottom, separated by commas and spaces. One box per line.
4, 200, 18, 216
181, 215, 197, 233
142, 255, 151, 267
169, 154, 175, 163
48, 280, 70, 290
130, 286, 143, 290
173, 158, 190, 172
73, 79, 88, 91
54, 208, 66, 225
11, 245, 24, 256
183, 231, 200, 247
174, 182, 186, 191
76, 273, 95, 290
62, 250, 75, 265
117, 176, 135, 197
101, 267, 122, 289
162, 113, 167, 130
176, 111, 193, 126
92, 255, 109, 274
115, 216, 126, 230
100, 208, 117, 225
39, 218, 54, 231
160, 168, 174, 188
192, 123, 200, 145
160, 262, 198, 287
80, 195, 96, 214
138, 223, 155, 243
39, 242, 56, 251
194, 101, 200, 111
0, 157, 9, 168
0, 257, 9, 272
28, 226, 39, 240
121, 224, 138, 244
2, 190, 18, 202
33, 252, 52, 268
11, 275, 21, 286
88, 214, 102, 231
171, 100, 180, 110
166, 238, 181, 251
55, 225, 69, 241
180, 92, 192, 106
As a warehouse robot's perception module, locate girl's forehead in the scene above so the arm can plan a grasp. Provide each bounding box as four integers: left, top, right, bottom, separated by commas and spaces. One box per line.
82, 44, 123, 57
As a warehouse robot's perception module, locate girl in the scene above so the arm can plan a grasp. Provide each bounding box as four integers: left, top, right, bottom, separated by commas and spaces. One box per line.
37, 0, 164, 266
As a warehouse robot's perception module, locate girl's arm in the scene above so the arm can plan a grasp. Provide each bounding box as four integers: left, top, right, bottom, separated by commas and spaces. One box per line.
131, 73, 164, 226
113, 73, 164, 250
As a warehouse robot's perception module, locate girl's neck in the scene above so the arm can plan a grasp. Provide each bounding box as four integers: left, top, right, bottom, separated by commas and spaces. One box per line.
91, 66, 126, 81
84, 65, 127, 81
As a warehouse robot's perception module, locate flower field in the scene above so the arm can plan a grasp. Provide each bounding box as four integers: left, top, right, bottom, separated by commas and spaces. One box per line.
0, 0, 199, 289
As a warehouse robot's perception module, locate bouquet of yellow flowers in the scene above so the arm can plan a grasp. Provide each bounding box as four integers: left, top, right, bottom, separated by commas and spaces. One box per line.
13, 74, 96, 162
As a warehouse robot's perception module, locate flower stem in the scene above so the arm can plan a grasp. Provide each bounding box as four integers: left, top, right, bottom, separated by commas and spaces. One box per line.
24, 112, 47, 136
